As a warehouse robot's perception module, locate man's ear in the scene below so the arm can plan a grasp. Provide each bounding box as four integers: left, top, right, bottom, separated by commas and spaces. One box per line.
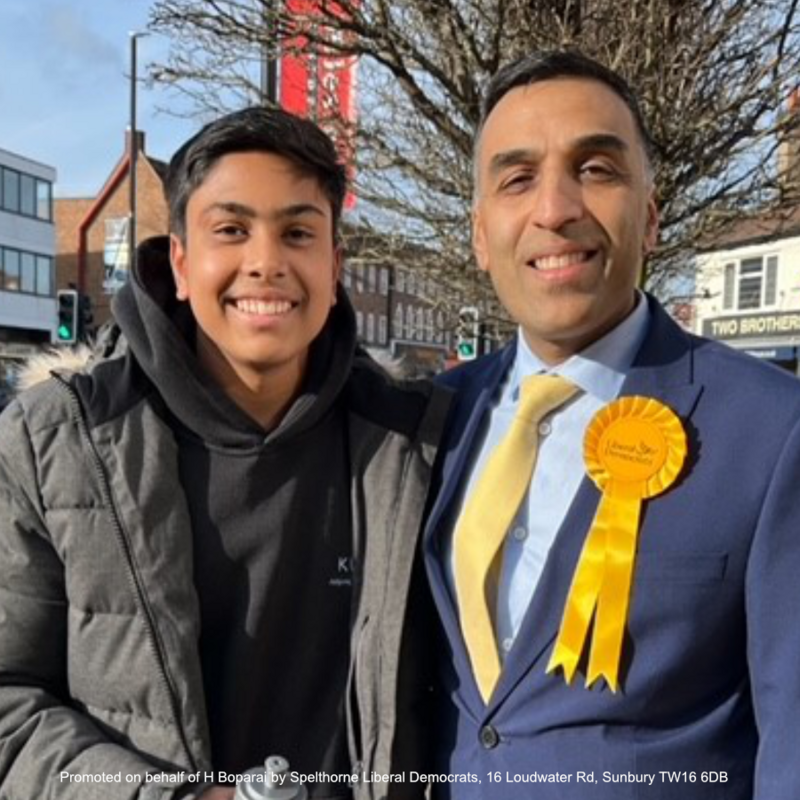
170, 233, 189, 301
643, 193, 659, 256
330, 245, 343, 307
473, 206, 490, 273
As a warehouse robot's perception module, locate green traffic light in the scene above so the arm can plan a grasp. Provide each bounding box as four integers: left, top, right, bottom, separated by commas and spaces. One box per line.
58, 324, 73, 341
458, 342, 475, 357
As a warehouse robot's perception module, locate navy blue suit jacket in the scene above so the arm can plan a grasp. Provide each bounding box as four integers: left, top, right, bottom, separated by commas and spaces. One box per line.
424, 297, 800, 799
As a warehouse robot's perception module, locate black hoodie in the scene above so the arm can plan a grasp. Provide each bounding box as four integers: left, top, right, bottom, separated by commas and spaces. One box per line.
114, 237, 357, 795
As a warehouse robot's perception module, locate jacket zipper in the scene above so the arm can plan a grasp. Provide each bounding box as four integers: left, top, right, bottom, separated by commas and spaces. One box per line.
54, 375, 197, 772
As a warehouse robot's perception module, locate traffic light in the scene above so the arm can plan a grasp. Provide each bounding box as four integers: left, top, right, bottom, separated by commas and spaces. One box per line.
456, 306, 480, 361
56, 290, 79, 344
79, 293, 94, 340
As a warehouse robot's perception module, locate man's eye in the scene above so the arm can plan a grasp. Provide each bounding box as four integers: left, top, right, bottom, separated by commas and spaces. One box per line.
579, 161, 618, 181
499, 172, 533, 192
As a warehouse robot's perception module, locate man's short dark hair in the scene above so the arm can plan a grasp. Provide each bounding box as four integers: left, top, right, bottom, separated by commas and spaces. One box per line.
165, 106, 347, 241
479, 50, 656, 167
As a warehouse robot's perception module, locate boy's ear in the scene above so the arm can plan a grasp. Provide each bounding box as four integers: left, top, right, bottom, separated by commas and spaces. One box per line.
170, 234, 189, 301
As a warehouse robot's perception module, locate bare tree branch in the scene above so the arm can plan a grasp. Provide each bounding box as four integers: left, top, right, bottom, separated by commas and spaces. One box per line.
147, 0, 800, 319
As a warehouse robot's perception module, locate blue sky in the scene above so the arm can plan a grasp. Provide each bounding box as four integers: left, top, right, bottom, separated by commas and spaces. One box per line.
0, 0, 197, 197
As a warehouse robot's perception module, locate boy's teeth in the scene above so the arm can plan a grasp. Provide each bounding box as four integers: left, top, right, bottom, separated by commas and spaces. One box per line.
236, 299, 292, 315
534, 252, 589, 270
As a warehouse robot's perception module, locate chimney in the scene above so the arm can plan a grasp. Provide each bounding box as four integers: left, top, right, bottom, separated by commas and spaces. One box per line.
778, 89, 800, 195
125, 128, 146, 157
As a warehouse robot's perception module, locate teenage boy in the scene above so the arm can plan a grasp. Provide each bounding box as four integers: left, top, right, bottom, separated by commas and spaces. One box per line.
0, 108, 449, 800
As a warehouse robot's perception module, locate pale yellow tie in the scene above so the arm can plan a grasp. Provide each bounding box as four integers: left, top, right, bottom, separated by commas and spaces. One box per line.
454, 374, 579, 703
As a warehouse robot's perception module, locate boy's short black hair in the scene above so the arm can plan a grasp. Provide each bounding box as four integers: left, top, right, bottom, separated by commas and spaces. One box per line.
479, 50, 655, 167
165, 106, 347, 241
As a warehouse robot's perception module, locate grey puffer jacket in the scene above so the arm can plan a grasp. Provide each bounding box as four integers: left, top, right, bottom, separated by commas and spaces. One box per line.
0, 332, 450, 800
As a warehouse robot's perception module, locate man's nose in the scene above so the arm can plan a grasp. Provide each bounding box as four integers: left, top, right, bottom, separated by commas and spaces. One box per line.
527, 171, 584, 231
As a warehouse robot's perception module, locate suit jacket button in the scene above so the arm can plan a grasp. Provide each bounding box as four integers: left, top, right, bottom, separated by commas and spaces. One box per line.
479, 724, 499, 749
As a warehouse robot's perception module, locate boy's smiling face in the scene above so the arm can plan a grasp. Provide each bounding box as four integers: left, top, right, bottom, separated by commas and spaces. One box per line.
170, 150, 341, 394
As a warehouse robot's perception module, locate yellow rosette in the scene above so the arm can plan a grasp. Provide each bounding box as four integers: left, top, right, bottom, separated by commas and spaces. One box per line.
546, 396, 687, 692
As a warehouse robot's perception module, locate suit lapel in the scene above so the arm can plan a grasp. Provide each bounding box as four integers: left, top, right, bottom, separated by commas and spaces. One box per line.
489, 299, 705, 709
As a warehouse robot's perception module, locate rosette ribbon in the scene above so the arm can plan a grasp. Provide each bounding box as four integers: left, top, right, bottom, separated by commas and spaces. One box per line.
546, 396, 687, 691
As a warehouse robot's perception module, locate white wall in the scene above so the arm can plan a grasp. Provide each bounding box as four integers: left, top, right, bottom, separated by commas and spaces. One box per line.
694, 234, 800, 351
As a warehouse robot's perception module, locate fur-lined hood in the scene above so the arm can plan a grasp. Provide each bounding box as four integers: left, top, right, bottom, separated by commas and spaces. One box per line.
14, 344, 94, 393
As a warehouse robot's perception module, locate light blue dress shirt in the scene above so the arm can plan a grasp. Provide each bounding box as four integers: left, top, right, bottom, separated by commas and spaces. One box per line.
448, 294, 651, 660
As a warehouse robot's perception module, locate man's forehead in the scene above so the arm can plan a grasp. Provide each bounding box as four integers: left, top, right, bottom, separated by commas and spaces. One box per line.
481, 77, 640, 149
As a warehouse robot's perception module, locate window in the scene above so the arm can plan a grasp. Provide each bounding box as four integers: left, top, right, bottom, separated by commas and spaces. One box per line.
416, 307, 424, 341
36, 180, 52, 221
342, 267, 352, 289
394, 303, 404, 339
405, 306, 415, 338
436, 310, 446, 344
407, 271, 416, 297
2, 249, 20, 291
0, 169, 52, 219
355, 266, 364, 294
396, 268, 406, 294
356, 310, 364, 337
722, 255, 778, 311
0, 248, 48, 295
367, 266, 376, 294
366, 312, 375, 342
425, 309, 434, 342
20, 174, 35, 217
36, 256, 52, 296
722, 263, 735, 310
3, 168, 20, 213
379, 268, 389, 295
20, 252, 35, 293
379, 315, 388, 344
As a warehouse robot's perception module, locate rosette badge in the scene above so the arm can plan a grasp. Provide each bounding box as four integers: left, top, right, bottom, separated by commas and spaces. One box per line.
547, 396, 687, 691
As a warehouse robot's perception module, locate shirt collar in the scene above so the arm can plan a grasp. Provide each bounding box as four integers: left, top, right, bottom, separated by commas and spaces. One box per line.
510, 291, 650, 403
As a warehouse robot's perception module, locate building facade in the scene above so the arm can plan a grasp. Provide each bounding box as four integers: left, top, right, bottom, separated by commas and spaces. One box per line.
343, 259, 453, 376
693, 88, 800, 374
0, 146, 56, 392
693, 214, 800, 374
55, 131, 169, 329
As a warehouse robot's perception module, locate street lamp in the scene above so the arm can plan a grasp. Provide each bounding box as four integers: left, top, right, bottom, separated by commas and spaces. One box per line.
261, 2, 278, 103
129, 31, 149, 274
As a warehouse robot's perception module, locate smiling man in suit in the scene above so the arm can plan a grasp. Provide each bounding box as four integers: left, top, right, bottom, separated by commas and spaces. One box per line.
424, 50, 800, 799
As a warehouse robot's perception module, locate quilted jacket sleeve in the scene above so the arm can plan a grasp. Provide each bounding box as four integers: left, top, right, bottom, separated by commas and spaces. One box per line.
0, 401, 187, 800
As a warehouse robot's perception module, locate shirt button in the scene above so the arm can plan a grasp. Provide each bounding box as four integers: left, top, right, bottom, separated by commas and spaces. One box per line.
479, 724, 500, 749
511, 526, 527, 542
538, 420, 552, 436
501, 637, 514, 653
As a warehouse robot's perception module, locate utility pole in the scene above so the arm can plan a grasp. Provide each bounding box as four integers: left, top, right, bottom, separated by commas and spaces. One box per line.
129, 31, 148, 274
261, 1, 278, 103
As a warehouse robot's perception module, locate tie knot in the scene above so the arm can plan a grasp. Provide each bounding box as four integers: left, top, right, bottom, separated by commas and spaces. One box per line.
518, 374, 578, 424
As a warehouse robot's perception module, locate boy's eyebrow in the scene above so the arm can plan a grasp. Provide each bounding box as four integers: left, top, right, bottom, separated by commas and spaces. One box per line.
201, 201, 327, 220
488, 134, 631, 177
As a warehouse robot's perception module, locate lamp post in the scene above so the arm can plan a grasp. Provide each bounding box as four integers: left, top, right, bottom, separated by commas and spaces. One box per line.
261, 3, 278, 103
129, 31, 149, 274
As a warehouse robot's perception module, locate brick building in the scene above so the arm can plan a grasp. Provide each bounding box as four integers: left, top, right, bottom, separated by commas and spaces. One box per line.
342, 236, 454, 376
55, 130, 169, 327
